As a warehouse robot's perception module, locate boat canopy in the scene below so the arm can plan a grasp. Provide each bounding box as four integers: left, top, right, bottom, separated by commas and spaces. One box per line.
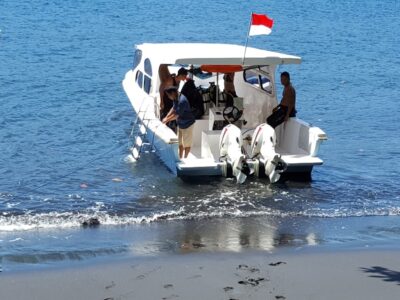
200, 65, 243, 73
136, 43, 301, 67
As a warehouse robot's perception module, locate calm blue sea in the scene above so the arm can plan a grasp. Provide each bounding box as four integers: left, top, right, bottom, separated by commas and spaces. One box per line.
1, 0, 400, 270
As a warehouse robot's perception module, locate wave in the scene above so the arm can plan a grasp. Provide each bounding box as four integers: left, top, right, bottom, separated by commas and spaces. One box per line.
3, 247, 129, 265
1, 206, 400, 232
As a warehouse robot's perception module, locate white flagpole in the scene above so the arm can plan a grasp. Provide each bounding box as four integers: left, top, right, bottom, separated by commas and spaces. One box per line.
242, 12, 253, 66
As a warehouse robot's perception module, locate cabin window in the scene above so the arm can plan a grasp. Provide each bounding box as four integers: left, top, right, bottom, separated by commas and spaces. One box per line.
244, 70, 259, 87
135, 70, 143, 88
244, 69, 273, 94
144, 75, 151, 94
132, 49, 142, 70
144, 58, 152, 76
259, 74, 272, 93
143, 58, 152, 94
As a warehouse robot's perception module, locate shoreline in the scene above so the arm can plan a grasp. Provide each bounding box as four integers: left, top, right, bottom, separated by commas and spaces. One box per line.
1, 247, 400, 300
2, 214, 400, 274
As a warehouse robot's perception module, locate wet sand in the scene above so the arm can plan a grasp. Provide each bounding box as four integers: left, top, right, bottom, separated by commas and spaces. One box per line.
1, 249, 399, 300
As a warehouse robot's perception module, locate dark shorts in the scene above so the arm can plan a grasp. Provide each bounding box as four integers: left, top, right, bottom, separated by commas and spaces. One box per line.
266, 105, 295, 128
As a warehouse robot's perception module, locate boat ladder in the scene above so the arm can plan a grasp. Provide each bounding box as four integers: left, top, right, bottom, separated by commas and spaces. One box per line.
129, 102, 154, 160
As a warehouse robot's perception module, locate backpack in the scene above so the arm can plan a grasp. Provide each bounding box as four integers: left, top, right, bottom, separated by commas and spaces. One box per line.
181, 79, 205, 119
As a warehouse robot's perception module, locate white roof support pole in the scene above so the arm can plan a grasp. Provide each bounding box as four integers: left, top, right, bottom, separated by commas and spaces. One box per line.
216, 72, 220, 107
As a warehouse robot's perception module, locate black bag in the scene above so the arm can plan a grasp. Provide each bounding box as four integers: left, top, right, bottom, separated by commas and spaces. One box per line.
266, 105, 288, 128
181, 79, 205, 119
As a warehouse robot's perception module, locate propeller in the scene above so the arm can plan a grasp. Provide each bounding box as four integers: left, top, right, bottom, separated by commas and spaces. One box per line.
268, 156, 287, 183
234, 157, 254, 184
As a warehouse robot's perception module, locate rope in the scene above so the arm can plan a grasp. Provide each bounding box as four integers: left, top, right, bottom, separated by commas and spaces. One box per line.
29, 142, 126, 193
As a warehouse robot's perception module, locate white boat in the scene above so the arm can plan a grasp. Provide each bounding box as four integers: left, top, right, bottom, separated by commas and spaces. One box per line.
122, 43, 327, 183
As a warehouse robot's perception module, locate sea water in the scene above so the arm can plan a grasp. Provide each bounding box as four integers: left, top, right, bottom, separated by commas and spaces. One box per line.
0, 0, 400, 271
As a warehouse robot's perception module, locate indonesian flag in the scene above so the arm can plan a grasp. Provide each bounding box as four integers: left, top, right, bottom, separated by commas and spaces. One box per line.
249, 13, 274, 36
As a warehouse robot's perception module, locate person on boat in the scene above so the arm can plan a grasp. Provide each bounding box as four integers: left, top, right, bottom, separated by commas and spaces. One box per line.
266, 71, 296, 128
158, 66, 188, 123
223, 72, 237, 107
181, 77, 204, 119
162, 86, 195, 159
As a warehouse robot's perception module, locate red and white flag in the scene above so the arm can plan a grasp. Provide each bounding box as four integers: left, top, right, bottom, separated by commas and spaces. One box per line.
249, 13, 274, 36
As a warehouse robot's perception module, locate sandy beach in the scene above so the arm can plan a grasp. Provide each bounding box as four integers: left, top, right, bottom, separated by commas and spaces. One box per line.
1, 248, 399, 300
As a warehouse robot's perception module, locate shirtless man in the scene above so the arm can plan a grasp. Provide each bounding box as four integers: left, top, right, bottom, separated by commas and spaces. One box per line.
158, 66, 188, 120
276, 71, 296, 121
267, 72, 296, 128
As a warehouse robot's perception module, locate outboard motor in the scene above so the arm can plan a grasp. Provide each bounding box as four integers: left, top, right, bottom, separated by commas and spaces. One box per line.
250, 124, 287, 183
219, 124, 251, 183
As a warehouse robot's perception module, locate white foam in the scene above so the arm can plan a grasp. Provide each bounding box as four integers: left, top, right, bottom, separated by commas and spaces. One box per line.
0, 206, 399, 232
124, 154, 137, 163
6, 202, 20, 208
9, 238, 24, 242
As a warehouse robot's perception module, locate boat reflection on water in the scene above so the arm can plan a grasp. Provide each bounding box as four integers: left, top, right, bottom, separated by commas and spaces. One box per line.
177, 217, 320, 253
129, 216, 321, 256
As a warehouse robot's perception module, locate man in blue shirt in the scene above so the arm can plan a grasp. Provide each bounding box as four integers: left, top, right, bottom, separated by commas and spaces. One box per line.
162, 86, 196, 159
